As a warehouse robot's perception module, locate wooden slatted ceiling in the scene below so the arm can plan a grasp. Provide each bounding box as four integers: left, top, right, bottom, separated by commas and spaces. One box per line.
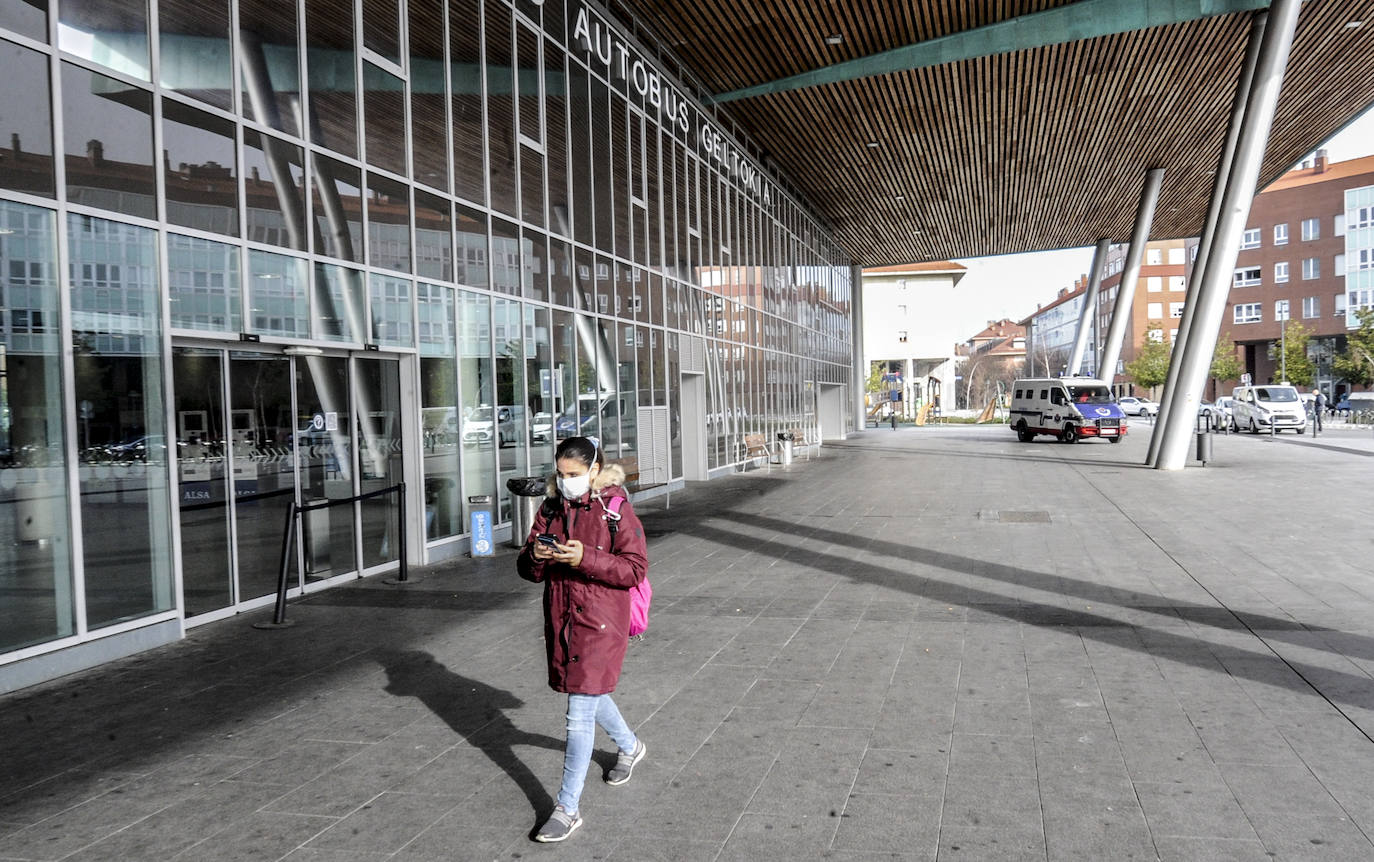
618, 0, 1374, 266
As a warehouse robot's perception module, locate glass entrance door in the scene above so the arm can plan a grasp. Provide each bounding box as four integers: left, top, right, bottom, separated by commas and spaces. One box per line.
172, 347, 405, 619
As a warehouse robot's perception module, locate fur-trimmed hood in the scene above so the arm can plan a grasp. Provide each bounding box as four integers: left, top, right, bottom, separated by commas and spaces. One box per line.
544, 462, 627, 499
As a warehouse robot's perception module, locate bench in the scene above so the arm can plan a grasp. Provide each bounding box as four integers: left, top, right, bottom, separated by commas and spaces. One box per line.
786, 427, 818, 460
742, 433, 773, 470
608, 456, 640, 487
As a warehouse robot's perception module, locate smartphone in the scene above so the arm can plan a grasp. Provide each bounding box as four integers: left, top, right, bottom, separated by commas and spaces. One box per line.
536, 533, 559, 547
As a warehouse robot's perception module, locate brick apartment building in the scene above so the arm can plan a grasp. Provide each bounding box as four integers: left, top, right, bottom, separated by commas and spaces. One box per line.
1194, 150, 1374, 399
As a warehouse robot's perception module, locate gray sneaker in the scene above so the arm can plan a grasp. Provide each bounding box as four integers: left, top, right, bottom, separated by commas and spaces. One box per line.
534, 805, 582, 842
606, 739, 646, 786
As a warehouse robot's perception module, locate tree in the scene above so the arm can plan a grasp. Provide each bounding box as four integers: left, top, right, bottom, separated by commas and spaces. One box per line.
1124, 326, 1171, 391
1209, 334, 1244, 384
1273, 320, 1314, 386
1334, 307, 1374, 387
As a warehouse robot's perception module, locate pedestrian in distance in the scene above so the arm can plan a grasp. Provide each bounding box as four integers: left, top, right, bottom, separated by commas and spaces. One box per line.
1312, 388, 1325, 432
517, 435, 649, 843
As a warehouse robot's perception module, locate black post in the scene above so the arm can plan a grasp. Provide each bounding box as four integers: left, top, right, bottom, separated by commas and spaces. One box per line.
254, 501, 299, 629
396, 481, 408, 583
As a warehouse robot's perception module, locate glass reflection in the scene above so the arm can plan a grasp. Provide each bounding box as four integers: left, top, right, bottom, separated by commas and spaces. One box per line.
227, 352, 295, 601
418, 283, 459, 540
410, 0, 448, 190
455, 204, 488, 287
525, 304, 554, 479
356, 357, 402, 569
68, 214, 172, 628
414, 190, 453, 281
173, 348, 231, 616
243, 129, 307, 250
0, 41, 55, 198
305, 0, 358, 158
295, 355, 356, 579
0, 202, 74, 652
363, 62, 406, 176
369, 273, 414, 347
311, 153, 363, 262
550, 240, 573, 308
450, 0, 484, 204
62, 64, 155, 220
168, 233, 241, 332
59, 0, 148, 80
367, 172, 411, 272
493, 297, 526, 521
162, 101, 239, 236
159, 0, 232, 110
248, 250, 308, 337
551, 309, 577, 444
363, 0, 402, 66
458, 289, 494, 524
485, 0, 515, 217
490, 217, 520, 295
313, 263, 365, 342
0, 0, 47, 41
239, 0, 302, 136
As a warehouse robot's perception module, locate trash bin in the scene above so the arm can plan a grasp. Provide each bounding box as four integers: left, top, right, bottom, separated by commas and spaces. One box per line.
506, 476, 547, 548
468, 494, 494, 557
1195, 413, 1212, 465
776, 431, 795, 466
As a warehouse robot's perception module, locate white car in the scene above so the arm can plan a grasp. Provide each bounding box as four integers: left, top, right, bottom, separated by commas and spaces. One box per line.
1117, 396, 1159, 416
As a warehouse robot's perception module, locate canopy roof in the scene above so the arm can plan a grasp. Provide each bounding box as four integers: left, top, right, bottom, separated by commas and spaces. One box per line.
616, 0, 1374, 266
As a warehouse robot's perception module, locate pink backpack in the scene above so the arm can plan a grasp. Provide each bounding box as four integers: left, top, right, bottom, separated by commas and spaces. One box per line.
604, 495, 651, 637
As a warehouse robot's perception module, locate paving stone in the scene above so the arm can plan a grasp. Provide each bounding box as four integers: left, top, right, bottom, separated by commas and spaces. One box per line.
832, 793, 941, 856
934, 825, 1046, 860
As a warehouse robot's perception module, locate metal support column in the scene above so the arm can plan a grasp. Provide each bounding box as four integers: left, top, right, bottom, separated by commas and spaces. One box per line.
1097, 168, 1165, 390
1156, 0, 1302, 470
1148, 11, 1268, 466
1067, 238, 1112, 378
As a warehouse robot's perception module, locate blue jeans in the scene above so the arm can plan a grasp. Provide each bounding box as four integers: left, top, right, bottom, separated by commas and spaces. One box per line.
558, 693, 637, 813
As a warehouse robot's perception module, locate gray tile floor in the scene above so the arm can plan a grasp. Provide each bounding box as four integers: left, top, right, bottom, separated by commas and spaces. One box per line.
3, 421, 1374, 861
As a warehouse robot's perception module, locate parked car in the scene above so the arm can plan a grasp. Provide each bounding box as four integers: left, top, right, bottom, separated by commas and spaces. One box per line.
1117, 396, 1159, 416
1210, 396, 1235, 426
1230, 384, 1306, 433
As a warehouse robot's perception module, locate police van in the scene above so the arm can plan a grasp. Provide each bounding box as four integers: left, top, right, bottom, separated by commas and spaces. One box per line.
1009, 377, 1127, 443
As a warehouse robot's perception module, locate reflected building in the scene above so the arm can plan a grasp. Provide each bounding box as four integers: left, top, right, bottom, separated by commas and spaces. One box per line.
0, 0, 853, 690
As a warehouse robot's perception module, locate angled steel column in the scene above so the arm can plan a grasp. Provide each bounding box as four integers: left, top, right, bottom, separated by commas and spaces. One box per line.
1156, 0, 1302, 470
1097, 169, 1165, 388
1148, 11, 1268, 467
1067, 238, 1112, 377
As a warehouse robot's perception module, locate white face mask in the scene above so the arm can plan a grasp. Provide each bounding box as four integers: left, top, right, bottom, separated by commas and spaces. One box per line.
557, 473, 591, 500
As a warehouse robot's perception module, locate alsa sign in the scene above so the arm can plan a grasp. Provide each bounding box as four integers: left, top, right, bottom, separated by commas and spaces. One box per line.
570, 4, 774, 207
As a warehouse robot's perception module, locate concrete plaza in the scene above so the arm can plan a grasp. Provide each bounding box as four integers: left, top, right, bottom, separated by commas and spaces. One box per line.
2, 421, 1374, 861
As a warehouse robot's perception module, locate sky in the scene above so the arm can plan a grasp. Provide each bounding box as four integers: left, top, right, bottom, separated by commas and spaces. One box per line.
932, 106, 1374, 348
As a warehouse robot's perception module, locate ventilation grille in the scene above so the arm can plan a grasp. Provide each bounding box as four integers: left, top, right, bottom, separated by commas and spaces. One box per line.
681, 335, 706, 374
636, 406, 671, 486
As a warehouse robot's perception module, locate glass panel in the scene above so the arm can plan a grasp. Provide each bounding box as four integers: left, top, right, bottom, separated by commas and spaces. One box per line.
612, 94, 630, 258
173, 348, 231, 616
356, 358, 402, 568
551, 308, 577, 443
295, 355, 355, 579
310, 153, 363, 262
0, 39, 55, 198
410, 0, 448, 190
418, 283, 459, 540
168, 233, 241, 332
0, 202, 74, 651
666, 331, 680, 478
617, 322, 637, 461
525, 304, 554, 478
493, 297, 526, 521
313, 262, 365, 342
568, 63, 593, 247
62, 64, 155, 219
546, 51, 569, 235
228, 352, 294, 600
455, 203, 488, 287
0, 0, 47, 41
490, 216, 519, 295
363, 61, 406, 176
159, 0, 231, 109
519, 145, 545, 227
449, 0, 484, 204
367, 172, 411, 272
59, 0, 148, 80
362, 0, 401, 66
485, 0, 515, 217
248, 249, 308, 337
238, 0, 302, 137
162, 100, 239, 236
458, 289, 493, 523
515, 21, 542, 144
522, 228, 547, 301
305, 0, 357, 158
550, 239, 573, 308
68, 214, 171, 628
415, 190, 452, 281
638, 324, 654, 406
591, 81, 613, 252
243, 129, 307, 250
369, 273, 414, 347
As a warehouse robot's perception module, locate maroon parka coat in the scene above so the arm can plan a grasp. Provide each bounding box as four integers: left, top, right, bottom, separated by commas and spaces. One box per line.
516, 463, 648, 695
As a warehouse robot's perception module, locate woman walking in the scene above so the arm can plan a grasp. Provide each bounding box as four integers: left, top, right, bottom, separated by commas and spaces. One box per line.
517, 436, 649, 843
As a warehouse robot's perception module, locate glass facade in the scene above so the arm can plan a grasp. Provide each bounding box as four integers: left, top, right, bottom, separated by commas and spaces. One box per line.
0, 0, 852, 676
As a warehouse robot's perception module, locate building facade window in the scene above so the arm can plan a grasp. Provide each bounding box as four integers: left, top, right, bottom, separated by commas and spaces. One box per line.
1147, 302, 1163, 318
1234, 302, 1262, 324
1146, 276, 1162, 292
1302, 296, 1319, 318
1302, 257, 1320, 280
1168, 247, 1185, 264
1301, 217, 1320, 241
1274, 299, 1289, 321
1274, 223, 1289, 245
1274, 261, 1289, 283
1169, 302, 1184, 318
1335, 253, 1346, 276
1241, 228, 1260, 249
1233, 267, 1261, 287
1147, 248, 1162, 265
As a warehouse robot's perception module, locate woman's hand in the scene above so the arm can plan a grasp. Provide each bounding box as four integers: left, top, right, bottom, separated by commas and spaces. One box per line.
531, 541, 557, 561
549, 539, 585, 568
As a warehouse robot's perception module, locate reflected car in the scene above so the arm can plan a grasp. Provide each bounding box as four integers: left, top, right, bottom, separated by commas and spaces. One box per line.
462, 407, 495, 445
532, 412, 553, 443
1117, 396, 1159, 416
104, 434, 184, 461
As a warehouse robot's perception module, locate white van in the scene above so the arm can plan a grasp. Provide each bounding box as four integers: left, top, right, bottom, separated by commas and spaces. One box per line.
1230, 384, 1306, 434
1009, 377, 1127, 444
